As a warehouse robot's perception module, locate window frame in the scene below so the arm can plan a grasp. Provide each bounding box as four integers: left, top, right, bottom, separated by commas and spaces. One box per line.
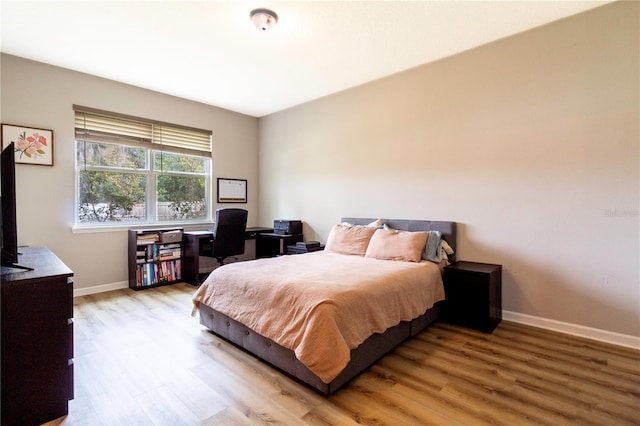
73, 106, 213, 229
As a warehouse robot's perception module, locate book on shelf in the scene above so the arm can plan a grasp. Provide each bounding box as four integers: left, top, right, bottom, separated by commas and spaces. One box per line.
137, 239, 157, 245
159, 255, 180, 260
146, 245, 160, 262
135, 258, 182, 287
161, 243, 181, 249
137, 232, 160, 245
138, 232, 158, 238
158, 246, 181, 260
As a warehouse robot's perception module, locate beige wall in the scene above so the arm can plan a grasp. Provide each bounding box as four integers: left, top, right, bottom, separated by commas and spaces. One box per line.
259, 2, 639, 337
1, 54, 259, 291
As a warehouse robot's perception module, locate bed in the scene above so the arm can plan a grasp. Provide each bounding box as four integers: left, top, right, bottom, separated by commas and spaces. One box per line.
192, 217, 457, 394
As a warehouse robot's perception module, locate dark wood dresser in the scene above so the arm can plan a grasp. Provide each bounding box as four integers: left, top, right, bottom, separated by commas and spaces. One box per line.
1, 246, 74, 426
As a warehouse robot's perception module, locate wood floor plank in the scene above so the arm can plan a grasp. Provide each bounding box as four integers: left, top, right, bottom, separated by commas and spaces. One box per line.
382, 380, 497, 425
162, 367, 230, 421
301, 400, 363, 426
329, 385, 426, 426
40, 283, 639, 426
202, 405, 264, 425
135, 385, 202, 425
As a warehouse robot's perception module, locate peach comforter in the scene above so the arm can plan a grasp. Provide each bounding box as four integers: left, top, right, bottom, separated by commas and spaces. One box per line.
192, 251, 444, 383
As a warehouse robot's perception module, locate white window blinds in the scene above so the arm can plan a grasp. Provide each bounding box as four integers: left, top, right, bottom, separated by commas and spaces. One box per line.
74, 105, 212, 156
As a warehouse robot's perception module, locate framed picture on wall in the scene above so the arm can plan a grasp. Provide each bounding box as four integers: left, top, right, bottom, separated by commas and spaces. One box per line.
217, 178, 247, 203
1, 123, 54, 166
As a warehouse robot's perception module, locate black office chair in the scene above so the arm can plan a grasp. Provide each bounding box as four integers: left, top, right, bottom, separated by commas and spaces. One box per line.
212, 208, 248, 266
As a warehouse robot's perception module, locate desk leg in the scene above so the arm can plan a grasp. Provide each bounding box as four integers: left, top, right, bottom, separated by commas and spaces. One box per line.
183, 235, 200, 286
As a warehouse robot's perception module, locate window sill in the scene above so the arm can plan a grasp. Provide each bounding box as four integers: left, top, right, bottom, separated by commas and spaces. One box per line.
71, 221, 214, 234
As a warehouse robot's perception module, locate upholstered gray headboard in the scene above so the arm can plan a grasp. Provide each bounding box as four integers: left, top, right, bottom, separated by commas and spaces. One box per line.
341, 217, 457, 263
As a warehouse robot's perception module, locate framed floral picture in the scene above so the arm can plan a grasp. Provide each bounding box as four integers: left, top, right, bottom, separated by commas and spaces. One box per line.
1, 123, 54, 166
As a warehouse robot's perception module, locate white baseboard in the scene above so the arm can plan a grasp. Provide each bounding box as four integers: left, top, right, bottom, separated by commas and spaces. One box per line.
503, 310, 640, 350
73, 280, 128, 297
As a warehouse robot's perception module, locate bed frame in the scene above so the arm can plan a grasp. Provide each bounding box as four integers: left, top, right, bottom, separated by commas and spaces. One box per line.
197, 218, 457, 394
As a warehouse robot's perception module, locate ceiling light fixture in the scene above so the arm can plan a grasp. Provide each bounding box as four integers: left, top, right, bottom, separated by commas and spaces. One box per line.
250, 8, 278, 32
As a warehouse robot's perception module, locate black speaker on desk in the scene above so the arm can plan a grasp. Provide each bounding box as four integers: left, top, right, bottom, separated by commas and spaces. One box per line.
273, 220, 302, 235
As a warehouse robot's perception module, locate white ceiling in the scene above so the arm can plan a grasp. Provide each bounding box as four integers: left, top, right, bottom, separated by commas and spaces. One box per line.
1, 1, 611, 117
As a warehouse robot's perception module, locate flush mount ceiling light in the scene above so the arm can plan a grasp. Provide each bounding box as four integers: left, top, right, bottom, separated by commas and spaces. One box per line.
250, 8, 278, 32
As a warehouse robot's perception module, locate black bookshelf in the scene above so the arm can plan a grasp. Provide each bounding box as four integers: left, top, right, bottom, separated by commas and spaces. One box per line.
128, 228, 183, 290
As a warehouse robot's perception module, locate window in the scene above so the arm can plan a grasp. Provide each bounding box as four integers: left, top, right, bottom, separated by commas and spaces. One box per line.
74, 106, 212, 226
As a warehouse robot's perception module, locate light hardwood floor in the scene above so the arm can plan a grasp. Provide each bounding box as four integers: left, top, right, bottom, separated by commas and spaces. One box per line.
48, 283, 639, 425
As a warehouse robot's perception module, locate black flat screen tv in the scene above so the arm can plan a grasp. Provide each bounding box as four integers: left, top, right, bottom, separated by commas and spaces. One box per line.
1, 142, 30, 271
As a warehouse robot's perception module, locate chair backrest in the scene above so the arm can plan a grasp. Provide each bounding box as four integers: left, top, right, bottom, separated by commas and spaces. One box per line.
212, 208, 248, 260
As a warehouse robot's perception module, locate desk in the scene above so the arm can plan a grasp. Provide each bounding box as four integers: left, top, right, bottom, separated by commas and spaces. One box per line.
255, 233, 303, 258
183, 227, 273, 285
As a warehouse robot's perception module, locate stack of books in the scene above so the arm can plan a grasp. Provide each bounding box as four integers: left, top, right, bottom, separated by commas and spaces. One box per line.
137, 233, 159, 245
287, 241, 324, 254
296, 241, 320, 249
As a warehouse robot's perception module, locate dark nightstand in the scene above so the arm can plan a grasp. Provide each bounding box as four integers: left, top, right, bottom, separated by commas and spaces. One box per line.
443, 261, 502, 333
